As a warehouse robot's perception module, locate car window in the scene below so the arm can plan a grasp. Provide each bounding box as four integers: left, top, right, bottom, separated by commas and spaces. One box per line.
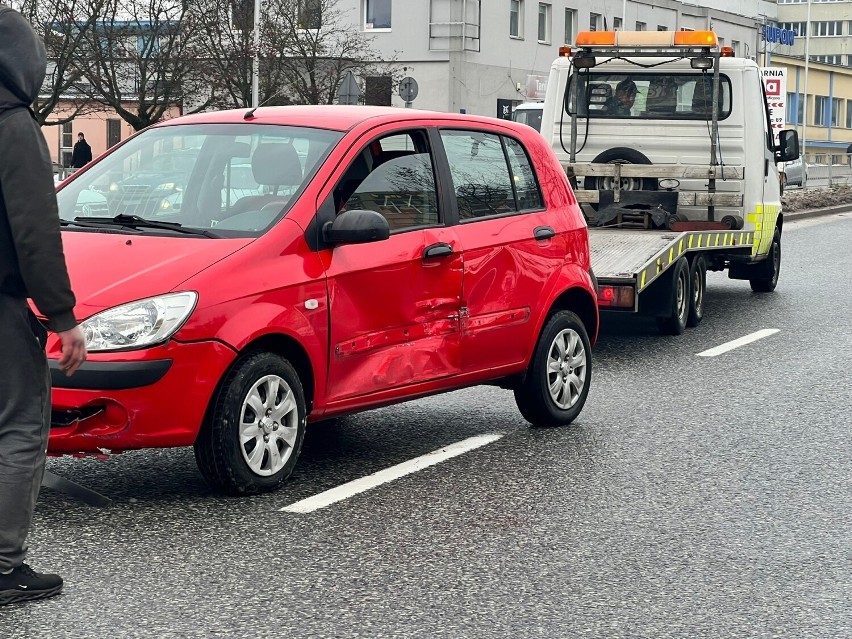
440, 130, 540, 221
57, 124, 342, 237
335, 130, 439, 232
504, 137, 543, 210
570, 72, 733, 120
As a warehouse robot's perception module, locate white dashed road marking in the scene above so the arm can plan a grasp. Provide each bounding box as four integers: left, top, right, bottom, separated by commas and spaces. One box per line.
281, 433, 505, 514
697, 328, 780, 357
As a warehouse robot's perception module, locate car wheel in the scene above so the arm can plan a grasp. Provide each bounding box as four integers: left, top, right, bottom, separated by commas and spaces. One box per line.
514, 310, 592, 427
750, 230, 781, 293
687, 255, 706, 328
656, 257, 690, 335
194, 351, 306, 495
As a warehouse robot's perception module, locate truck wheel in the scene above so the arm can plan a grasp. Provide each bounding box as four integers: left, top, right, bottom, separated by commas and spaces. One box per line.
194, 351, 306, 495
687, 255, 706, 327
750, 230, 781, 292
583, 147, 657, 209
514, 311, 592, 427
656, 257, 690, 335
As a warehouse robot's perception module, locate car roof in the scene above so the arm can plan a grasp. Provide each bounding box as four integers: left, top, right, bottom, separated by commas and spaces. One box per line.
157, 105, 527, 134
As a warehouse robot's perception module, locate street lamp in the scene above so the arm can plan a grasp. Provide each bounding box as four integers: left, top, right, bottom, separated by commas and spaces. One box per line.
801, 0, 811, 186
251, 0, 261, 108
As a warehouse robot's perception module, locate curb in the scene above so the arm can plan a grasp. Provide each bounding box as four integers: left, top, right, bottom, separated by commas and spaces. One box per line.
784, 203, 852, 220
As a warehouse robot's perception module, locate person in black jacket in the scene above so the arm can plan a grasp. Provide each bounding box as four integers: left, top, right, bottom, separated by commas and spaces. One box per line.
0, 3, 87, 606
70, 132, 92, 168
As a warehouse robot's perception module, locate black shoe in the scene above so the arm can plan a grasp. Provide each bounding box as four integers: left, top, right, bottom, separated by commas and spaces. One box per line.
0, 564, 63, 605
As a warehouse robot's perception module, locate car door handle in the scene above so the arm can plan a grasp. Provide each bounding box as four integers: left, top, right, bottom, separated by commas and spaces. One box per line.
534, 226, 555, 240
423, 243, 454, 259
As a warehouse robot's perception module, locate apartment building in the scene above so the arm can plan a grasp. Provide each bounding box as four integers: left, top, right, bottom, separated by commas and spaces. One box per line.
350, 0, 775, 117
774, 0, 852, 156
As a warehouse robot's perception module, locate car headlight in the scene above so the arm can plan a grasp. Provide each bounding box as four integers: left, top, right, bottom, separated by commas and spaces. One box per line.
81, 292, 198, 352
154, 182, 176, 191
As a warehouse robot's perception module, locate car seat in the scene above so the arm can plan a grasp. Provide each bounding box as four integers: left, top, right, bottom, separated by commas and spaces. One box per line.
228, 143, 303, 217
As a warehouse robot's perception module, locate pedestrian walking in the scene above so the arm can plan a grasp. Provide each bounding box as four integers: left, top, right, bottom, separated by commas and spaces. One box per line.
70, 132, 92, 169
0, 3, 87, 606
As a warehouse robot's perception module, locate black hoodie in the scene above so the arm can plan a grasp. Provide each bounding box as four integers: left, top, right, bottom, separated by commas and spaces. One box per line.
0, 4, 77, 331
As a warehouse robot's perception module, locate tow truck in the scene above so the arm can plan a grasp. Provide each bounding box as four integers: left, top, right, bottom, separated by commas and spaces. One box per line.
540, 30, 800, 333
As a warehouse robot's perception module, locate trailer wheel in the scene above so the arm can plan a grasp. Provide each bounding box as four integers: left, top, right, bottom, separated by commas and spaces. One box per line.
656, 257, 690, 335
584, 147, 657, 209
750, 230, 781, 292
687, 255, 706, 327
514, 311, 591, 428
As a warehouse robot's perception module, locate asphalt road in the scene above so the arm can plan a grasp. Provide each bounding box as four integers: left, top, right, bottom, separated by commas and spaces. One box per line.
3, 213, 851, 638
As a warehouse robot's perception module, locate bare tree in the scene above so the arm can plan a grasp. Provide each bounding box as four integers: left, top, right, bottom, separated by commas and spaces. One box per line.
16, 0, 106, 126
193, 0, 290, 108
81, 0, 217, 130
268, 0, 400, 105
198, 0, 400, 108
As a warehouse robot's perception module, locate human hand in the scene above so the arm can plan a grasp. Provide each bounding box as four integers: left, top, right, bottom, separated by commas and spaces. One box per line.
57, 326, 87, 376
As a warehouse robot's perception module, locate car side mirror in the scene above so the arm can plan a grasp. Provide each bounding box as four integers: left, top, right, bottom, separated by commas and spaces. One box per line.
776, 129, 800, 163
322, 209, 390, 245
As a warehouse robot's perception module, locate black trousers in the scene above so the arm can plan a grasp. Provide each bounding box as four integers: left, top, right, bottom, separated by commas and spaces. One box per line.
0, 294, 50, 571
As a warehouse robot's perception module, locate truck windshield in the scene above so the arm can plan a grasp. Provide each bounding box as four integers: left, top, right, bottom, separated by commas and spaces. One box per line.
56, 123, 342, 237
569, 72, 732, 121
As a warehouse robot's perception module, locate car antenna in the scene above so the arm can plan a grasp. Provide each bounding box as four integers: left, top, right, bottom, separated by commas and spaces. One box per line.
244, 92, 285, 120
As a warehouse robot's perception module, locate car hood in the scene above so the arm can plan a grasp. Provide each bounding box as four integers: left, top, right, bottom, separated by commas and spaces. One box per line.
62, 231, 252, 318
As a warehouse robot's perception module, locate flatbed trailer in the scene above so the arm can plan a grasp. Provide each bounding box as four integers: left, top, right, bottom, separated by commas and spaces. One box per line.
590, 226, 757, 334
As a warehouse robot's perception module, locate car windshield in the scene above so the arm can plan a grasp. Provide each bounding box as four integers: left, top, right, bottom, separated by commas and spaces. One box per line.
57, 123, 343, 237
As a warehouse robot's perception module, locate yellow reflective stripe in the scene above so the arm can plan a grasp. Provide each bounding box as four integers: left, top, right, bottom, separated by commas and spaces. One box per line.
678, 239, 684, 255
688, 235, 694, 249
641, 270, 647, 288
668, 248, 674, 263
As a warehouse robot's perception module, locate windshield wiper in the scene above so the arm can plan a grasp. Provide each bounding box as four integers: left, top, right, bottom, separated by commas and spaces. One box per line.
75, 214, 220, 238
61, 218, 124, 230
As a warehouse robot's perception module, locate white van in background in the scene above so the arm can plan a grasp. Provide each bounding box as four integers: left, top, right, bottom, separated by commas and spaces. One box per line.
512, 102, 544, 132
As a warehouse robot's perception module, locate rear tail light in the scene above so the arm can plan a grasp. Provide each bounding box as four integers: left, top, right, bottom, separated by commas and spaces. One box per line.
597, 285, 635, 308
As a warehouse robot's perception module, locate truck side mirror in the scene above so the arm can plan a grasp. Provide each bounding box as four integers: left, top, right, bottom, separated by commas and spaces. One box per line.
776, 129, 800, 163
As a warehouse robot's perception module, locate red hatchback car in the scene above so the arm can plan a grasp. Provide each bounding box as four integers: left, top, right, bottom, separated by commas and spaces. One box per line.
49, 106, 598, 494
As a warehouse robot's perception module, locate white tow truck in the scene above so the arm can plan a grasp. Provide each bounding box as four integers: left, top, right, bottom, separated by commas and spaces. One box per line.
540, 30, 800, 333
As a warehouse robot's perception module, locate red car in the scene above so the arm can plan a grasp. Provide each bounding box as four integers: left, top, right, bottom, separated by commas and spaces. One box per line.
49, 106, 598, 495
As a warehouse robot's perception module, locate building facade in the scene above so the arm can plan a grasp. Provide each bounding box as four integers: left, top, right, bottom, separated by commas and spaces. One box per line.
346, 0, 778, 117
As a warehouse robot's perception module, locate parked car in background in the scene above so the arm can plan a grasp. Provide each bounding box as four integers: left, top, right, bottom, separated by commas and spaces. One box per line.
49, 106, 598, 496
782, 158, 804, 187
512, 102, 544, 132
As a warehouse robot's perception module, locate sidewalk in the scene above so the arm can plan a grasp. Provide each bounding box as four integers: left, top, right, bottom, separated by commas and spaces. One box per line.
785, 202, 852, 221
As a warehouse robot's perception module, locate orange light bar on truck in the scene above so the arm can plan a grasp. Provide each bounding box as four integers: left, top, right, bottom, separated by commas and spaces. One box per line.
575, 30, 718, 48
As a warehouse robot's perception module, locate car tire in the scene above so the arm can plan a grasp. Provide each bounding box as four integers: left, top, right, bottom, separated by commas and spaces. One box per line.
656, 257, 690, 335
194, 351, 306, 495
514, 310, 592, 427
750, 230, 781, 293
687, 255, 706, 328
